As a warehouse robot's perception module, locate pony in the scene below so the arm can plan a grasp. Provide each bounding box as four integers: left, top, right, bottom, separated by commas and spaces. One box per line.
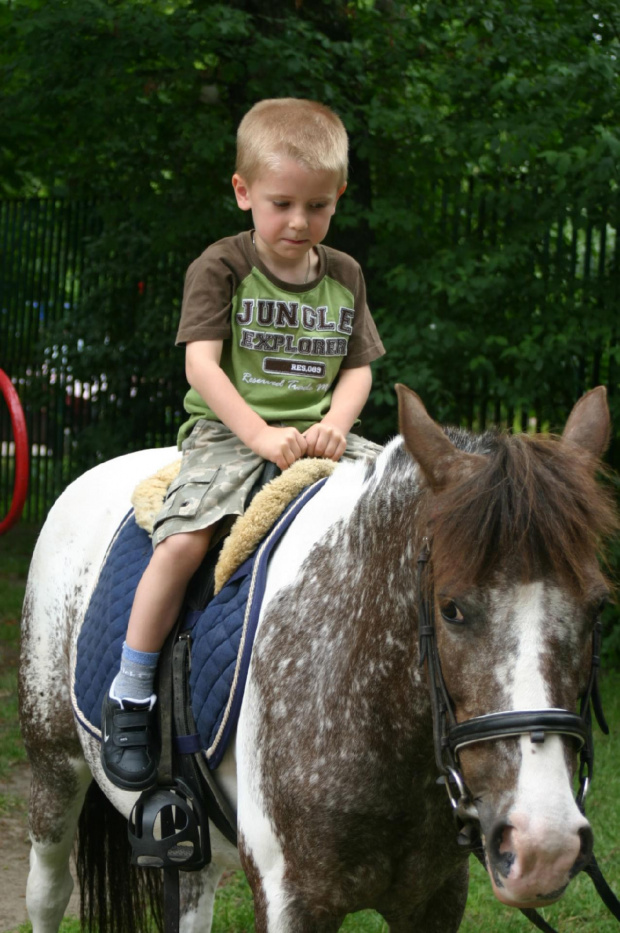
19, 385, 618, 932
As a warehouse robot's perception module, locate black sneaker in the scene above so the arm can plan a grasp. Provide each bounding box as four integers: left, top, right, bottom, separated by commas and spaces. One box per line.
100, 691, 159, 790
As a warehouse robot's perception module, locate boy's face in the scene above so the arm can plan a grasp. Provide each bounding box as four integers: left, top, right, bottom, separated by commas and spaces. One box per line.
232, 158, 346, 275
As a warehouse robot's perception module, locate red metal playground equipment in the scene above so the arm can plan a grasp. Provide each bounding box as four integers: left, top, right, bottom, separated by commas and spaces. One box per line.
0, 369, 29, 534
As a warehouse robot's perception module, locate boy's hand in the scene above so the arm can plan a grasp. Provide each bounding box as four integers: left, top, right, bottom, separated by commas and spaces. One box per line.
303, 422, 347, 461
249, 425, 308, 471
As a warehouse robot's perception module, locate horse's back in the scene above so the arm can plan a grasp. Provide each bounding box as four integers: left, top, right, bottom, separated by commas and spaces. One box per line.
27, 447, 177, 618
42, 445, 178, 553
21, 447, 178, 737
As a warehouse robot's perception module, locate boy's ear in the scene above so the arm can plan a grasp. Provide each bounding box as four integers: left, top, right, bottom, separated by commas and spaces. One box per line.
232, 174, 252, 210
328, 183, 347, 216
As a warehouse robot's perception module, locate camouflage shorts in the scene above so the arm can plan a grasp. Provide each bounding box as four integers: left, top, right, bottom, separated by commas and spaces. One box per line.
151, 419, 382, 548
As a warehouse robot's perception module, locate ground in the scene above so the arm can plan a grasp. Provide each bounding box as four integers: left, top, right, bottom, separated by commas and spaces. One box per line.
0, 764, 81, 932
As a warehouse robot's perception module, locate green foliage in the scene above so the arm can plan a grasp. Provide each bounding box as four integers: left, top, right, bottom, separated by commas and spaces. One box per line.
9, 919, 81, 933
3, 1, 619, 443
1, 2, 619, 461
360, 1, 620, 437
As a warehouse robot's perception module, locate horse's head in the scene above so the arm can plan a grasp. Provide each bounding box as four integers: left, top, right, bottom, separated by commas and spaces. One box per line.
397, 384, 618, 910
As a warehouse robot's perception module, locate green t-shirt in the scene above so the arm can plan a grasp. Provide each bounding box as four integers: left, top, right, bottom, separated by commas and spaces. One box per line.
176, 231, 385, 446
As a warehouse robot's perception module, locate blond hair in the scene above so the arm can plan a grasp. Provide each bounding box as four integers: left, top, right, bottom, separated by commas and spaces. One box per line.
236, 98, 348, 186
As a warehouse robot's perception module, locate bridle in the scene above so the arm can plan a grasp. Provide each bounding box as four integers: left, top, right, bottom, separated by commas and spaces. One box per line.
416, 538, 620, 933
417, 538, 605, 820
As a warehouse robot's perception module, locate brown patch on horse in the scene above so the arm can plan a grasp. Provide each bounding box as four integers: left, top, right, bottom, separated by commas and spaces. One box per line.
424, 433, 618, 594
19, 591, 85, 843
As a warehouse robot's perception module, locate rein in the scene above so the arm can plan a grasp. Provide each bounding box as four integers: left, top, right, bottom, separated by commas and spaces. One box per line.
416, 539, 620, 931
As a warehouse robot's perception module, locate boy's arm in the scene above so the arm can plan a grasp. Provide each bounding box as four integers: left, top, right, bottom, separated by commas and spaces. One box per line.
304, 364, 373, 461
185, 340, 307, 470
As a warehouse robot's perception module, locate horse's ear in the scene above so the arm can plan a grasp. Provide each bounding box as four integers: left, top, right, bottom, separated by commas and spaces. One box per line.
562, 386, 610, 460
395, 384, 484, 492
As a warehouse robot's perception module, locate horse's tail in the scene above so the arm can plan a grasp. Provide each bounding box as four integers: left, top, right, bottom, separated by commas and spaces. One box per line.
76, 781, 163, 933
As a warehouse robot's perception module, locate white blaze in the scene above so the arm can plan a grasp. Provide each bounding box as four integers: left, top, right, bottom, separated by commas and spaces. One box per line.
493, 583, 589, 905
509, 583, 577, 813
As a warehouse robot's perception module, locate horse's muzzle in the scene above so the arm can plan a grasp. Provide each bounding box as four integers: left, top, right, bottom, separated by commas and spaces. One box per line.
485, 815, 593, 907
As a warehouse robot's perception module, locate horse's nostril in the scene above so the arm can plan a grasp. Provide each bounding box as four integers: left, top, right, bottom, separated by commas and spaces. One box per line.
489, 822, 515, 880
571, 826, 594, 877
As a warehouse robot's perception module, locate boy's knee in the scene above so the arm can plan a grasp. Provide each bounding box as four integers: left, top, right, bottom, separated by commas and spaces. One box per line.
155, 527, 211, 568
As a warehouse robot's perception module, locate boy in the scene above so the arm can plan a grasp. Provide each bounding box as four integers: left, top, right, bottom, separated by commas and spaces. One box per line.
101, 98, 385, 790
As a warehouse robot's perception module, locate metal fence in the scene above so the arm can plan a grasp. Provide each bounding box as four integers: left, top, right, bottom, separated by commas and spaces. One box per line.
1, 199, 107, 521
1, 195, 619, 524
436, 180, 619, 439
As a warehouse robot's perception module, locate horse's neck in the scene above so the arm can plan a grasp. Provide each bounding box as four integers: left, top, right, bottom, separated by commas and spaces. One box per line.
340, 440, 425, 616
257, 441, 430, 747
264, 440, 425, 644
287, 440, 425, 653
350, 439, 424, 561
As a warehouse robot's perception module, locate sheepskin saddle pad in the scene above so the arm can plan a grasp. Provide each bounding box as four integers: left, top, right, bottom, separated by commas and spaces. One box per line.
71, 459, 333, 770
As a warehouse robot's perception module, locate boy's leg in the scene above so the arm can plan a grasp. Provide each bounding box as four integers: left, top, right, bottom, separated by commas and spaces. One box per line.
101, 422, 265, 789
126, 527, 213, 652
101, 527, 212, 789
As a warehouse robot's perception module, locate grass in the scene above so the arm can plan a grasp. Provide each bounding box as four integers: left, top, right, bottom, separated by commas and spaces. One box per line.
10, 923, 81, 933
2, 521, 620, 932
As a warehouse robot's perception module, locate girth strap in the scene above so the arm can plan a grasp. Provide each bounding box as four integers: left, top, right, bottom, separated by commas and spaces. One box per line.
163, 869, 180, 933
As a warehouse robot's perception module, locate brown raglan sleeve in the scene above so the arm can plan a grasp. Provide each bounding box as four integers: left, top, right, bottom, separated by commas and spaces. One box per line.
336, 257, 385, 369
175, 240, 243, 346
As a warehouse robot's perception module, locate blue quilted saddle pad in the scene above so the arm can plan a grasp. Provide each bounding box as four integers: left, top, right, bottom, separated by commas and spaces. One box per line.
72, 479, 327, 770
72, 511, 152, 736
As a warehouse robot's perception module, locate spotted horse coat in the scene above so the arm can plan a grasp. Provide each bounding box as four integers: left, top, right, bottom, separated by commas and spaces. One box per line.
19, 385, 617, 933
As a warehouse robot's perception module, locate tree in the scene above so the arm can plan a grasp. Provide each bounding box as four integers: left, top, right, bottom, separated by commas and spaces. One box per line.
1, 0, 619, 458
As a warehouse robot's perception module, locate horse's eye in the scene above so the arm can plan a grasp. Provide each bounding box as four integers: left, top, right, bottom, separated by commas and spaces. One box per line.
440, 600, 465, 625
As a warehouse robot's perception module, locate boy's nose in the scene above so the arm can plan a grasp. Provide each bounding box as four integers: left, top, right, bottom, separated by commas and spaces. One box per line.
289, 211, 308, 231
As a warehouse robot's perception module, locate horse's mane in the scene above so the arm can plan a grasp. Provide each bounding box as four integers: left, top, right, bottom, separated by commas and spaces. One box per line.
420, 429, 619, 593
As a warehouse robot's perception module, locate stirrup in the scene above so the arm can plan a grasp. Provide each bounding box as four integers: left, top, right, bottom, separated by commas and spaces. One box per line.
128, 777, 210, 871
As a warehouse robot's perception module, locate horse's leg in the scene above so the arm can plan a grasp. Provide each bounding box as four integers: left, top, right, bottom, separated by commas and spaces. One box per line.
179, 862, 225, 933
239, 838, 340, 933
382, 865, 469, 933
20, 574, 92, 933
25, 751, 91, 932
248, 892, 341, 933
